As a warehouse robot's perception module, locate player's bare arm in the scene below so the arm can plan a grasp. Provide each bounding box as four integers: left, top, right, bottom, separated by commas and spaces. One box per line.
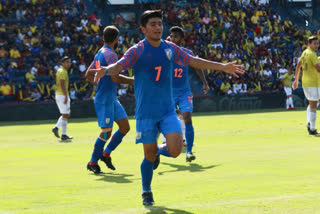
90, 63, 123, 83
195, 69, 209, 94
292, 61, 302, 90
111, 74, 134, 85
60, 79, 68, 104
189, 57, 245, 78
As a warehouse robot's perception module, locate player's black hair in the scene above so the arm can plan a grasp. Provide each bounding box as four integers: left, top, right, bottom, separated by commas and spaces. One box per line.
103, 26, 119, 43
308, 36, 318, 44
169, 26, 185, 39
61, 56, 70, 63
140, 10, 163, 27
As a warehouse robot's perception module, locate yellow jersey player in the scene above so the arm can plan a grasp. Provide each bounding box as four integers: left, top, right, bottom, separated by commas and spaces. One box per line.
52, 56, 73, 140
281, 67, 296, 110
292, 36, 320, 135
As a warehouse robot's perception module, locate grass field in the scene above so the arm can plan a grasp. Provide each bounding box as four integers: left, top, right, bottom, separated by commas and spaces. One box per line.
0, 109, 319, 214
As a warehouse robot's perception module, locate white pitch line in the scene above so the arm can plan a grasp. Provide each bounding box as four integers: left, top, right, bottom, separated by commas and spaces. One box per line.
97, 192, 319, 214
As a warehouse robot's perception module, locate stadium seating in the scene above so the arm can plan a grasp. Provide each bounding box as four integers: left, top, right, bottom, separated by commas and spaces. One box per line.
0, 0, 319, 104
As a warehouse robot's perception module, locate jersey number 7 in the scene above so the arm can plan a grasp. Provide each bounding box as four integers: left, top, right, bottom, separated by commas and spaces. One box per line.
154, 66, 162, 81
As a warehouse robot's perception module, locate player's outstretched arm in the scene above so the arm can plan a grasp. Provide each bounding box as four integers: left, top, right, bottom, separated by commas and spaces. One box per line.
111, 75, 134, 85
292, 61, 302, 90
89, 63, 123, 83
189, 57, 245, 78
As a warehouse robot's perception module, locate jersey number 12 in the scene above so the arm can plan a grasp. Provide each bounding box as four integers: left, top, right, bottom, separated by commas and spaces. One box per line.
174, 68, 183, 78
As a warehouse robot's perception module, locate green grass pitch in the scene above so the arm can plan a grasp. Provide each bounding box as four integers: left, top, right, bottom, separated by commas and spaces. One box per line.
0, 109, 319, 214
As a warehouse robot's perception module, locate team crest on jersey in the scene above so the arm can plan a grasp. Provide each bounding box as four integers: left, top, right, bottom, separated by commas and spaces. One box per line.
164, 48, 173, 60
136, 132, 142, 140
105, 118, 110, 124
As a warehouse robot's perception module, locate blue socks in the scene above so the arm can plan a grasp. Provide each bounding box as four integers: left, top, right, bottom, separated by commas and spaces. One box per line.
90, 130, 125, 163
90, 137, 106, 163
104, 130, 125, 155
141, 158, 153, 192
185, 123, 194, 153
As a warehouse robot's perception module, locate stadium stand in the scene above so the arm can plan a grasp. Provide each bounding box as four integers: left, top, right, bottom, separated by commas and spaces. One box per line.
0, 0, 319, 104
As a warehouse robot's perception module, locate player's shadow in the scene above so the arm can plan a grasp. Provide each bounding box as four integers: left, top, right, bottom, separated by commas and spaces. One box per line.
92, 172, 134, 183
158, 163, 220, 175
58, 139, 73, 143
144, 206, 193, 214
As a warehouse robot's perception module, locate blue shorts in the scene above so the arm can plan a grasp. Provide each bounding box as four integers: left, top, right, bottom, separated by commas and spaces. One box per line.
94, 100, 127, 128
174, 92, 193, 114
135, 113, 182, 144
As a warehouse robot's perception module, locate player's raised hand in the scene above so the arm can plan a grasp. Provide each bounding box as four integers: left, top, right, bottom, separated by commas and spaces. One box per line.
203, 83, 210, 94
292, 79, 299, 90
223, 61, 245, 78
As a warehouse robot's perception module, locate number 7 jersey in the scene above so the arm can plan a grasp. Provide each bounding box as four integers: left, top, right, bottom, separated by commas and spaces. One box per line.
118, 39, 191, 120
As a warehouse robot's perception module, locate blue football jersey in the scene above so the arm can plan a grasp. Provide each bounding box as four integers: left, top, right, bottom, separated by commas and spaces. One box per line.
90, 45, 118, 105
172, 47, 194, 95
118, 39, 191, 120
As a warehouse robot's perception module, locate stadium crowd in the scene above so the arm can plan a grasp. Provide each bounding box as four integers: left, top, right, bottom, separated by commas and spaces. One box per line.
0, 0, 319, 103
159, 0, 320, 95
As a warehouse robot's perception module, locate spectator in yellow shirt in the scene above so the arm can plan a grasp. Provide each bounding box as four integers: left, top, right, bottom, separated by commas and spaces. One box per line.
9, 46, 21, 59
304, 26, 312, 39
220, 79, 231, 94
251, 12, 259, 24
25, 69, 36, 83
283, 17, 292, 32
90, 22, 99, 33
0, 81, 12, 96
54, 32, 62, 44
30, 23, 37, 34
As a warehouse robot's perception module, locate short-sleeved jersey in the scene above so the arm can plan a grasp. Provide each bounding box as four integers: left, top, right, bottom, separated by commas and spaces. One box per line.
282, 73, 294, 87
56, 66, 69, 95
299, 47, 320, 87
172, 47, 194, 95
118, 39, 191, 120
90, 45, 118, 104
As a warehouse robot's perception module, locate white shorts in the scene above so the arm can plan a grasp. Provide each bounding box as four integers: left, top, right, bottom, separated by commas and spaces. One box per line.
284, 87, 292, 96
302, 87, 320, 101
55, 94, 71, 114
